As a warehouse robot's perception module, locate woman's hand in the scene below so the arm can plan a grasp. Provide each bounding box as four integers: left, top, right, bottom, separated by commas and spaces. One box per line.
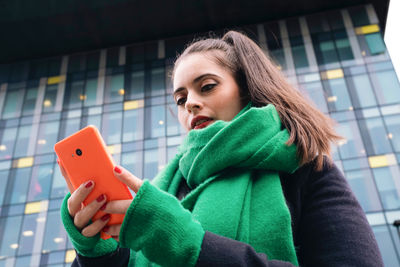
101, 166, 143, 241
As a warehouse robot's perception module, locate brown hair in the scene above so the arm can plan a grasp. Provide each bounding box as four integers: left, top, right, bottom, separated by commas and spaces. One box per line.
172, 30, 343, 171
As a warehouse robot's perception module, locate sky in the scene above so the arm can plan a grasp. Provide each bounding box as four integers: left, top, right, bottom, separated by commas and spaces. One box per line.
384, 0, 400, 77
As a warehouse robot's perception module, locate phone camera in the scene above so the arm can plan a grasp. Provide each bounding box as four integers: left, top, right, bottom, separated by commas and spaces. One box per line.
76, 149, 82, 156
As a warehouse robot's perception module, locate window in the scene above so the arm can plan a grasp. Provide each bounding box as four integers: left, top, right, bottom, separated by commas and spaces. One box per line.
348, 74, 377, 108
144, 149, 159, 180
336, 121, 366, 159
323, 78, 352, 112
51, 162, 68, 198
384, 115, 400, 152
371, 70, 400, 105
83, 77, 98, 107
127, 68, 145, 100
150, 65, 165, 97
27, 163, 53, 201
299, 81, 329, 113
35, 121, 60, 155
2, 88, 24, 119
0, 215, 23, 257
373, 166, 400, 209
42, 84, 58, 113
166, 104, 185, 136
372, 225, 400, 267
18, 213, 43, 256
14, 125, 33, 158
333, 30, 354, 61
0, 127, 17, 160
0, 170, 9, 206
290, 36, 309, 69
123, 108, 144, 142
42, 210, 67, 252
365, 33, 386, 55
7, 168, 31, 204
358, 117, 392, 155
144, 105, 165, 138
22, 87, 38, 116
121, 151, 143, 179
101, 112, 122, 144
312, 33, 339, 65
104, 74, 124, 103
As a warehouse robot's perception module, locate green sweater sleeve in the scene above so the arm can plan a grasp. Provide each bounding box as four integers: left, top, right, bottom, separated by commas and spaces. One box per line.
60, 193, 119, 257
119, 180, 205, 267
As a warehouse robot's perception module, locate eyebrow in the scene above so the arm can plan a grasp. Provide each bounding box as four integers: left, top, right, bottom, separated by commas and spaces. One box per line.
173, 73, 220, 97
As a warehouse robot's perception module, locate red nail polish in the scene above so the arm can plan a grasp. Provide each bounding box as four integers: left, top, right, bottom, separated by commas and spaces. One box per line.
96, 194, 105, 202
103, 226, 109, 232
85, 181, 93, 188
56, 158, 60, 164
114, 166, 122, 174
100, 203, 107, 210
101, 214, 110, 221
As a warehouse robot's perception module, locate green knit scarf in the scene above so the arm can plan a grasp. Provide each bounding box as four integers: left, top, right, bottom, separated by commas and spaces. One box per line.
141, 103, 300, 265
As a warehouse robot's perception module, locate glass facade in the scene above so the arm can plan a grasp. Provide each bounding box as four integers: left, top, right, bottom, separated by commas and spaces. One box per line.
0, 4, 400, 266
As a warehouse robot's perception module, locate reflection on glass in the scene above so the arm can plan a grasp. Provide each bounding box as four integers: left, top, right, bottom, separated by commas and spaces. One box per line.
372, 225, 400, 266
22, 87, 38, 116
14, 125, 33, 158
0, 215, 23, 257
128, 70, 145, 99
35, 121, 60, 155
0, 170, 9, 206
0, 127, 17, 160
28, 163, 53, 201
150, 67, 165, 96
312, 33, 339, 65
383, 115, 400, 152
300, 82, 328, 113
333, 30, 354, 61
144, 105, 165, 138
102, 112, 122, 144
2, 88, 24, 119
290, 36, 309, 69
121, 151, 143, 179
365, 33, 386, 55
65, 78, 84, 109
336, 121, 366, 159
104, 74, 124, 103
60, 118, 80, 139
18, 214, 41, 256
42, 84, 58, 113
371, 71, 400, 105
8, 168, 31, 204
123, 109, 144, 142
324, 78, 352, 111
42, 210, 67, 252
359, 117, 392, 155
348, 74, 377, 108
84, 78, 98, 107
51, 163, 68, 198
345, 169, 382, 212
373, 166, 400, 209
144, 149, 159, 180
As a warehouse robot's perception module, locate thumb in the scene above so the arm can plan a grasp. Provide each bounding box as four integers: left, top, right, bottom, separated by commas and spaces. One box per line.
113, 165, 143, 193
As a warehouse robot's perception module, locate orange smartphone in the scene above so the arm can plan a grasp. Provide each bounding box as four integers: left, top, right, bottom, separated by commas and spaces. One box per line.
54, 125, 133, 238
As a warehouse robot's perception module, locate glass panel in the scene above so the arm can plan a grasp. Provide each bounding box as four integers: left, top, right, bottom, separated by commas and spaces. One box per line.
167, 146, 178, 162
83, 77, 98, 107
359, 117, 392, 155
166, 104, 185, 136
121, 151, 143, 179
15, 255, 31, 267
104, 74, 124, 103
0, 215, 23, 257
51, 163, 68, 198
42, 210, 67, 252
144, 149, 159, 180
300, 81, 329, 113
345, 169, 382, 212
84, 114, 101, 130
14, 125, 33, 158
336, 121, 366, 159
324, 78, 352, 111
123, 108, 144, 142
267, 38, 286, 69
60, 118, 80, 139
22, 87, 38, 116
384, 115, 400, 152
333, 30, 353, 61
150, 67, 165, 96
365, 33, 386, 55
144, 105, 165, 138
8, 168, 31, 204
101, 112, 122, 144
28, 163, 53, 201
372, 225, 400, 266
373, 166, 400, 209
349, 6, 370, 27
0, 170, 9, 206
18, 213, 42, 256
42, 84, 58, 113
128, 69, 145, 99
371, 70, 400, 105
349, 74, 377, 108
36, 121, 60, 155
0, 127, 17, 160
312, 33, 339, 65
65, 79, 84, 109
2, 88, 24, 119
290, 36, 309, 69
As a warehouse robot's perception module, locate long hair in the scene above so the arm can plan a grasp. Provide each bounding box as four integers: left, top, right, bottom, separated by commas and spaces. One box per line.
172, 30, 343, 171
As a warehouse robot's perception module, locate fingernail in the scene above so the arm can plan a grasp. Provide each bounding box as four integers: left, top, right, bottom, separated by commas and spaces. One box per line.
103, 226, 109, 232
101, 214, 110, 221
96, 194, 105, 202
114, 166, 122, 174
100, 203, 107, 211
85, 181, 93, 188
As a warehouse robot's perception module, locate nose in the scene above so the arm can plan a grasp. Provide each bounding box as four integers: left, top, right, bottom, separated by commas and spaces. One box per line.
185, 93, 202, 113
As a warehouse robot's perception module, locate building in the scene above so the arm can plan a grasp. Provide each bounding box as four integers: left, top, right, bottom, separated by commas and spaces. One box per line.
0, 1, 399, 266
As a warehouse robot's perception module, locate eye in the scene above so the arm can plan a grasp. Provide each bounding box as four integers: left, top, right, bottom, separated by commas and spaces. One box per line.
176, 97, 186, 106
201, 84, 216, 92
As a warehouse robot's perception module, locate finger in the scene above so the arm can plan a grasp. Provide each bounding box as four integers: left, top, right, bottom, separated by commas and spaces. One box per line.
81, 214, 111, 237
67, 180, 95, 217
102, 224, 121, 237
114, 165, 143, 193
102, 200, 132, 214
74, 194, 107, 229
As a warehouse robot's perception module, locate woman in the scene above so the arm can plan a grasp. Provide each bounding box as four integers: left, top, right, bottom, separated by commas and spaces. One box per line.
60, 31, 383, 266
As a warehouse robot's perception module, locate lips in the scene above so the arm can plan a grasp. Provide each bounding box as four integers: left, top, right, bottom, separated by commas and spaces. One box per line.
191, 116, 214, 130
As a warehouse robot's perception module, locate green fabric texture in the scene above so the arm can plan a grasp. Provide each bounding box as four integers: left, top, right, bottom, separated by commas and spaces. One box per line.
60, 193, 119, 257
120, 103, 300, 266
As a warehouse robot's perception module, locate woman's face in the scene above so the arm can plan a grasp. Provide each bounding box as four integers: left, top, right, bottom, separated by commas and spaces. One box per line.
173, 53, 244, 132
